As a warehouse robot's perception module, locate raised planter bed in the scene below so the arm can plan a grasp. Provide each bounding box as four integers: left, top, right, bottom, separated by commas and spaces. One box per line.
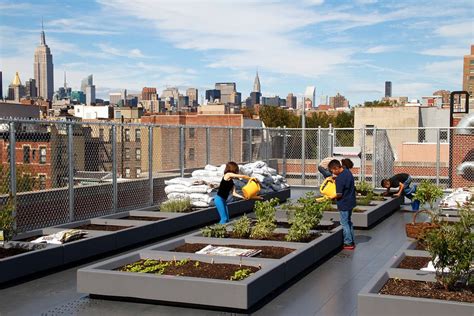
77, 209, 342, 310
322, 196, 403, 228
358, 241, 474, 316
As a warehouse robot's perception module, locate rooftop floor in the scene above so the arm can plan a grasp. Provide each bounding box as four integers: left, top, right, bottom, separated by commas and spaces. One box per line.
0, 188, 414, 316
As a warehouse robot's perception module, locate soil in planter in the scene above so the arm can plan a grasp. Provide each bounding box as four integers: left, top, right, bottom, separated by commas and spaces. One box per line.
75, 224, 132, 231
0, 246, 32, 259
380, 278, 474, 303
117, 259, 259, 281
228, 232, 321, 242
397, 256, 431, 270
120, 216, 165, 222
173, 243, 294, 259
414, 241, 427, 250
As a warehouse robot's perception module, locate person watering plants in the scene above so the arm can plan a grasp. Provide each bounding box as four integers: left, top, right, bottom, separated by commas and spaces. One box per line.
381, 173, 416, 199
328, 159, 356, 250
215, 162, 259, 224
319, 157, 355, 177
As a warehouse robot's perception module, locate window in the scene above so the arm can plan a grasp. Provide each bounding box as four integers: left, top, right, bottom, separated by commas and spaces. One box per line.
135, 148, 141, 160
125, 148, 130, 160
99, 128, 104, 141
125, 168, 130, 178
189, 128, 195, 139
135, 129, 141, 142
38, 175, 46, 190
125, 129, 130, 142
32, 149, 37, 161
39, 147, 47, 164
189, 148, 195, 161
136, 168, 141, 177
23, 146, 30, 163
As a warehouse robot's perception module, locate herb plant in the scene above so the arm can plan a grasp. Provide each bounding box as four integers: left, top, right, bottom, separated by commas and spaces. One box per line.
250, 198, 278, 239
232, 214, 251, 238
201, 223, 227, 238
413, 180, 444, 211
230, 268, 252, 281
355, 181, 373, 195
285, 192, 326, 242
160, 198, 193, 213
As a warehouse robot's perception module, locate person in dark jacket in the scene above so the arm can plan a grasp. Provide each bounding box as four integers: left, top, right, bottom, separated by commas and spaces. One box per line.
381, 173, 415, 198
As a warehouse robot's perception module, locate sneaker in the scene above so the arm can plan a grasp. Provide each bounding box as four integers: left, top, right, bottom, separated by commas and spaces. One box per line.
343, 243, 355, 250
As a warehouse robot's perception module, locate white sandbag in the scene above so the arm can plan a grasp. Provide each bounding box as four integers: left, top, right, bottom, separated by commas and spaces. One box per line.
192, 201, 210, 208
252, 174, 266, 183
190, 193, 214, 204
165, 184, 209, 194
240, 166, 253, 176
192, 170, 221, 178
167, 192, 190, 200
204, 164, 218, 171
165, 177, 205, 187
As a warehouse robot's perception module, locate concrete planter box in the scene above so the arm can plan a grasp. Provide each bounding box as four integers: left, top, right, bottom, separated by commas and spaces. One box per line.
358, 241, 474, 316
0, 241, 62, 284
322, 196, 402, 228
78, 251, 285, 310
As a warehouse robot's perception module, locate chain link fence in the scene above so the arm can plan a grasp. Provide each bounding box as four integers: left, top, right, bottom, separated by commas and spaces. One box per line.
1, 118, 472, 232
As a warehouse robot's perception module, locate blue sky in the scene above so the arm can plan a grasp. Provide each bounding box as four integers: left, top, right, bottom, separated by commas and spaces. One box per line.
0, 0, 472, 105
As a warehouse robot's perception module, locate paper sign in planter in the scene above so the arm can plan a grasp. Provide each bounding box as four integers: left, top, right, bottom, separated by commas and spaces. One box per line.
77, 250, 285, 310
358, 241, 474, 316
322, 196, 403, 228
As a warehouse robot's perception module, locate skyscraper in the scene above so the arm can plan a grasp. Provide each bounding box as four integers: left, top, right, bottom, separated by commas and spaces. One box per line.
25, 78, 37, 98
81, 74, 95, 105
33, 21, 54, 100
286, 93, 297, 109
253, 71, 261, 93
462, 45, 474, 97
186, 88, 198, 107
329, 92, 349, 109
215, 83, 236, 104
8, 72, 25, 102
142, 87, 157, 101
304, 86, 316, 109
385, 81, 392, 98
0, 71, 3, 100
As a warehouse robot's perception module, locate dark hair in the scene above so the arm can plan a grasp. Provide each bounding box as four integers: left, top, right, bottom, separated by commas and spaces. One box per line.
341, 158, 354, 169
224, 161, 239, 174
327, 159, 342, 170
381, 179, 390, 187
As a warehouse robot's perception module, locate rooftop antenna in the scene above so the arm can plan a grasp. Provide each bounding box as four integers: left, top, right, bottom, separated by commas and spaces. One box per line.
64, 70, 67, 89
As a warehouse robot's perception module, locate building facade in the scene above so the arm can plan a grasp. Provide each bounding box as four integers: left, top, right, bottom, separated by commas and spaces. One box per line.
385, 81, 392, 98
462, 45, 474, 97
253, 71, 261, 93
186, 88, 198, 107
33, 24, 54, 100
286, 93, 297, 109
215, 83, 236, 104
329, 92, 349, 108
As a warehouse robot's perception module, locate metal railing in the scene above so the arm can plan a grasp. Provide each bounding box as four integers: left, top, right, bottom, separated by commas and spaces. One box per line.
0, 118, 472, 232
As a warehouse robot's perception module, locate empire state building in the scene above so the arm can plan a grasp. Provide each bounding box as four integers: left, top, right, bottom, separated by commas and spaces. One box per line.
34, 22, 54, 100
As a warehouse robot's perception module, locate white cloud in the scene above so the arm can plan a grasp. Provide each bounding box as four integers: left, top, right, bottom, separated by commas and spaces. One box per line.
303, 0, 325, 5
46, 18, 120, 35
435, 21, 474, 38
96, 43, 147, 59
420, 46, 468, 57
423, 60, 462, 86
355, 0, 377, 4
394, 82, 435, 98
365, 45, 398, 54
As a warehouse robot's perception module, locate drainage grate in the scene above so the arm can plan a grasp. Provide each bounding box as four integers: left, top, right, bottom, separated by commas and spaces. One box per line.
41, 297, 97, 316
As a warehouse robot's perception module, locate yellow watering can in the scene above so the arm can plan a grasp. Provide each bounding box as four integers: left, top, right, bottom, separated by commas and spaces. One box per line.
320, 176, 337, 199
242, 178, 261, 199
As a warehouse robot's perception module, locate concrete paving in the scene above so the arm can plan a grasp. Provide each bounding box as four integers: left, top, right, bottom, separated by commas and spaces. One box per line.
0, 188, 416, 316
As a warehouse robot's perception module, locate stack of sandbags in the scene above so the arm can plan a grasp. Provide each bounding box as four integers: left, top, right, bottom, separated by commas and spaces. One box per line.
164, 177, 215, 207
239, 161, 289, 194
439, 188, 472, 209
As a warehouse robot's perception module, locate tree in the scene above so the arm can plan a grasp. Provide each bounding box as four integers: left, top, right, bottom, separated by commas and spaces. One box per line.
258, 106, 299, 128
361, 100, 392, 107
0, 165, 37, 194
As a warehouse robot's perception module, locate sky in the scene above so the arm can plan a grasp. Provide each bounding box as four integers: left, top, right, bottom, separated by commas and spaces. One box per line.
0, 0, 472, 105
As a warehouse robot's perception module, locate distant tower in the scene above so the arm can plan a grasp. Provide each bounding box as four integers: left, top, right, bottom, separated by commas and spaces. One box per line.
8, 72, 25, 102
34, 19, 54, 100
0, 70, 3, 100
253, 71, 261, 93
385, 81, 392, 98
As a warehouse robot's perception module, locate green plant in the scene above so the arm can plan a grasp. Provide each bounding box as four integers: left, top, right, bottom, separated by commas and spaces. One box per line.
424, 205, 474, 290
250, 198, 278, 239
355, 181, 373, 195
357, 191, 374, 206
232, 214, 251, 238
285, 192, 326, 242
160, 198, 192, 213
201, 224, 227, 238
413, 180, 444, 211
0, 195, 16, 242
230, 268, 252, 281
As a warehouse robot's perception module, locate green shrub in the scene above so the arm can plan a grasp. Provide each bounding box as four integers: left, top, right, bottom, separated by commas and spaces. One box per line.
285, 192, 326, 242
160, 198, 192, 213
230, 268, 252, 281
0, 195, 15, 242
413, 180, 444, 211
232, 214, 251, 238
201, 224, 227, 238
355, 181, 373, 195
424, 205, 474, 290
357, 191, 374, 206
250, 198, 278, 239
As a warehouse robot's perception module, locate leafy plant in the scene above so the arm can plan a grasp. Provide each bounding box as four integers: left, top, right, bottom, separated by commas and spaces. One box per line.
355, 181, 373, 195
230, 268, 252, 281
201, 224, 227, 238
0, 195, 16, 242
285, 192, 326, 242
232, 214, 251, 238
250, 198, 278, 239
424, 205, 474, 290
357, 192, 374, 206
413, 180, 444, 211
160, 198, 192, 213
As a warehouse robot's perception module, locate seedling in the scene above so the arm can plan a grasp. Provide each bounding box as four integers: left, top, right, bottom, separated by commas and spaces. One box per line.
230, 268, 252, 281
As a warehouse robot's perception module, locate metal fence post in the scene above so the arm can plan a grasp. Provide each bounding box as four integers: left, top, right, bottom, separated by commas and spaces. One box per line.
372, 127, 377, 188
179, 127, 184, 177
206, 127, 210, 165
112, 125, 118, 212
317, 126, 322, 185
228, 128, 233, 161
248, 129, 253, 162
301, 127, 306, 185
148, 126, 154, 206
360, 127, 365, 183
8, 122, 17, 230
282, 127, 287, 178
328, 124, 333, 157
67, 123, 75, 222
436, 128, 441, 186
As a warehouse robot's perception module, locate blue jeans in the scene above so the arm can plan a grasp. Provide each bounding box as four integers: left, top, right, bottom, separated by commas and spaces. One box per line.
339, 209, 355, 245
318, 165, 332, 178
403, 176, 414, 199
214, 195, 229, 224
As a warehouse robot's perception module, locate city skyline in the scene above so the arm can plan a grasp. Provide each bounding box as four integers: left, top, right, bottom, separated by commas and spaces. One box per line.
0, 0, 472, 105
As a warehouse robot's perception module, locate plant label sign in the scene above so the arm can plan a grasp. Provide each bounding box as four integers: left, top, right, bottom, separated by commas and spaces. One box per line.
196, 245, 261, 257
